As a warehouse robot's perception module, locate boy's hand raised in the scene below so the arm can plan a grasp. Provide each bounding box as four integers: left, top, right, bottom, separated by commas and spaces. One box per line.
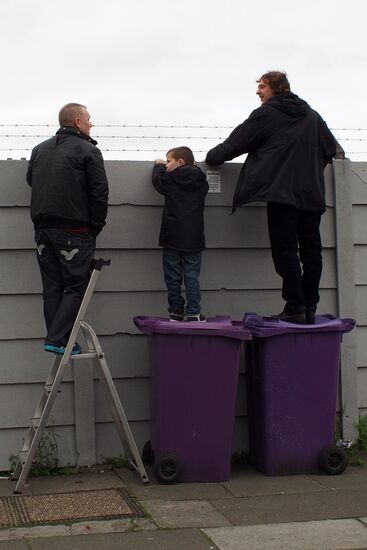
155, 159, 166, 165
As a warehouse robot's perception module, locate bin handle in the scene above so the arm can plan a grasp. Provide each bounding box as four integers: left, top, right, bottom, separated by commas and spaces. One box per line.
134, 316, 166, 333
340, 317, 356, 334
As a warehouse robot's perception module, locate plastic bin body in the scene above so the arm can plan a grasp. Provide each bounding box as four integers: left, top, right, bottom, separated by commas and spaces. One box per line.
134, 316, 251, 482
243, 314, 355, 475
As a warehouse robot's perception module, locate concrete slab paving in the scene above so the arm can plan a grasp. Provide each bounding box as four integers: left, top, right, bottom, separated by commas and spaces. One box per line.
0, 524, 71, 541
119, 466, 233, 500
0, 541, 29, 549
309, 468, 367, 490
29, 529, 221, 550
210, 490, 367, 525
350, 488, 367, 503
27, 470, 125, 495
0, 517, 157, 541
143, 499, 232, 529
129, 480, 233, 501
0, 479, 15, 497
204, 519, 367, 550
70, 517, 157, 536
223, 468, 326, 497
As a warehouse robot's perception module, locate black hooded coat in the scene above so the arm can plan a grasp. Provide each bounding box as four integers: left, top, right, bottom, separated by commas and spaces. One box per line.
152, 164, 209, 253
205, 93, 336, 212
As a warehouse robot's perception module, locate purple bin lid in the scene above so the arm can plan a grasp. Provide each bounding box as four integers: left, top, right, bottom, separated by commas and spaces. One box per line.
134, 315, 252, 341
243, 312, 356, 338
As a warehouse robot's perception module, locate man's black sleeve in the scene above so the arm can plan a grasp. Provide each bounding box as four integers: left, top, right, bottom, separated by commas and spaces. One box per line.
319, 116, 338, 166
86, 147, 109, 236
205, 108, 266, 165
26, 147, 37, 186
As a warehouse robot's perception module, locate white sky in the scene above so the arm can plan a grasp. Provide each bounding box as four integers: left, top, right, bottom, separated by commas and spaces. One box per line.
0, 0, 366, 161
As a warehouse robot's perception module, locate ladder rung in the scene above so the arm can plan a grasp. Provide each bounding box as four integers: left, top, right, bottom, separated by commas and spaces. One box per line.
71, 352, 99, 360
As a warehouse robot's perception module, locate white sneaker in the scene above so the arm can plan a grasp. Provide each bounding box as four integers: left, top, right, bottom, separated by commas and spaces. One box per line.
186, 313, 206, 322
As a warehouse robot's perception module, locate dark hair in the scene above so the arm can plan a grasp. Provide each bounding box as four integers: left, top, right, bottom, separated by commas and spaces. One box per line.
167, 146, 195, 165
58, 103, 87, 126
257, 71, 291, 94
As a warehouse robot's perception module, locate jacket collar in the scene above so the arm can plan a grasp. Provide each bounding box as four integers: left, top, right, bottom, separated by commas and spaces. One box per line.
56, 126, 98, 145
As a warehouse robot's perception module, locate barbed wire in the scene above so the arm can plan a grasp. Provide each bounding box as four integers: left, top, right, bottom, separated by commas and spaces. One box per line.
1, 148, 366, 154
0, 134, 226, 139
0, 134, 367, 142
0, 124, 366, 157
0, 123, 366, 131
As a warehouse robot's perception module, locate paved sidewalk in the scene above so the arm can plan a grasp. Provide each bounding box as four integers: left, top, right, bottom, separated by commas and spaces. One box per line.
0, 464, 366, 549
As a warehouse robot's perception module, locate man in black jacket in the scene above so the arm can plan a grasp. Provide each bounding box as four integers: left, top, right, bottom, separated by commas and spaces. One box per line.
206, 71, 337, 324
27, 103, 109, 353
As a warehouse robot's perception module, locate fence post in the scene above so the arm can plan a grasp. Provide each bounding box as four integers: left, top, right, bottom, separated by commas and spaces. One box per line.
333, 159, 358, 441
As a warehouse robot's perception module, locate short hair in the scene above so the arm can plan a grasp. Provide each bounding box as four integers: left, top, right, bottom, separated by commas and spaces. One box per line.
167, 146, 195, 165
257, 71, 291, 95
58, 103, 87, 126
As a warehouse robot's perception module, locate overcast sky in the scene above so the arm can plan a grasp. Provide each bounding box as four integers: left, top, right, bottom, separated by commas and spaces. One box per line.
0, 0, 366, 161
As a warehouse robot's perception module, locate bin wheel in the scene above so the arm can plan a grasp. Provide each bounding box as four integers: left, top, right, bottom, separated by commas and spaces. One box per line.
153, 454, 182, 484
319, 446, 348, 475
142, 440, 155, 466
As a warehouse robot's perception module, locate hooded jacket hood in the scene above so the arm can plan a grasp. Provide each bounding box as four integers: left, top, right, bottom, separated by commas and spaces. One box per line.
266, 92, 310, 118
169, 165, 207, 190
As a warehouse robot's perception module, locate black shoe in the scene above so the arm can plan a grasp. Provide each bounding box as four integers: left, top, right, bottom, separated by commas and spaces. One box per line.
273, 310, 306, 324
306, 306, 317, 324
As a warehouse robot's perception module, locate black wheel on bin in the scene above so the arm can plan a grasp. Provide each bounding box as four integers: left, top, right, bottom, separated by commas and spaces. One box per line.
142, 440, 155, 466
319, 446, 348, 475
153, 454, 182, 484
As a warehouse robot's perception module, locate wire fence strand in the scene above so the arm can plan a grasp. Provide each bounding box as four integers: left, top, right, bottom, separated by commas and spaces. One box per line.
0, 124, 366, 159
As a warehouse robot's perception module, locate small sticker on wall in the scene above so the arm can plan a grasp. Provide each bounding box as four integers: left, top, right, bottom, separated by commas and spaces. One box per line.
207, 171, 221, 193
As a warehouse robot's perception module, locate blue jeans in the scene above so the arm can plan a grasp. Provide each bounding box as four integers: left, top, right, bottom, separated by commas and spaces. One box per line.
35, 228, 95, 346
162, 248, 202, 315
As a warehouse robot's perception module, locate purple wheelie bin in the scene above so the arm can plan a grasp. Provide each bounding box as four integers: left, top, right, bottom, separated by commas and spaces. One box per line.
243, 313, 355, 476
134, 315, 252, 484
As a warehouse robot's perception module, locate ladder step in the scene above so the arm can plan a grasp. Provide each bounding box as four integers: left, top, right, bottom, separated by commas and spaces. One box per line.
71, 352, 100, 360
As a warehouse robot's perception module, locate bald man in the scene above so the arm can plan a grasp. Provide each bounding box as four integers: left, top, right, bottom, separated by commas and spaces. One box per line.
27, 103, 109, 354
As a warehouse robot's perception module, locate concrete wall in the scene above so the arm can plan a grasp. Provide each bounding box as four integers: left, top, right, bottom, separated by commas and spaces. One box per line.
0, 159, 364, 470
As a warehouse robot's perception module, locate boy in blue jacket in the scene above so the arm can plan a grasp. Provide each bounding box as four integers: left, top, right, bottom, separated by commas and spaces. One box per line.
152, 146, 209, 321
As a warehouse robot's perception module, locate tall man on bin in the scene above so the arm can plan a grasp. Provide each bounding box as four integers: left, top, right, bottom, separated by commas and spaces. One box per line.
206, 71, 337, 324
27, 103, 109, 354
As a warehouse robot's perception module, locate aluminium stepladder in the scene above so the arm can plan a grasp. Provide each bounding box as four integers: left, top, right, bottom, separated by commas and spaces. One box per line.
12, 258, 149, 493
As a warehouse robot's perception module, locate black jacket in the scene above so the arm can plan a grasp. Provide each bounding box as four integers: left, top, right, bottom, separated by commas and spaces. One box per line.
152, 164, 209, 253
27, 126, 109, 236
206, 93, 337, 212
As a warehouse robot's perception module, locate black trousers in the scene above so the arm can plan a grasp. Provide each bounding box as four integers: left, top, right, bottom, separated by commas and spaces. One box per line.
35, 228, 95, 347
267, 202, 323, 313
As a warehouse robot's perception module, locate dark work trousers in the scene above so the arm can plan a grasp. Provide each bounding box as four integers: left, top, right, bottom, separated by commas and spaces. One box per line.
35, 228, 95, 346
267, 202, 323, 313
162, 248, 202, 315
